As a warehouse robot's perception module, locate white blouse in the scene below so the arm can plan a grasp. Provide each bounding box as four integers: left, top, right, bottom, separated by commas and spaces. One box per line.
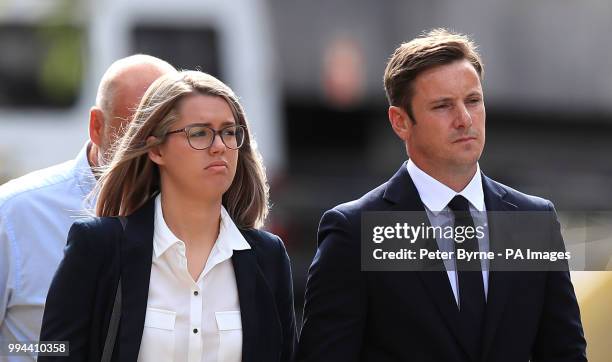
137, 195, 250, 362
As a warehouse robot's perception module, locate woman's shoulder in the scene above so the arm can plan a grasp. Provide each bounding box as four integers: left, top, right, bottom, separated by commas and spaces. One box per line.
67, 216, 124, 253
239, 228, 291, 288
70, 215, 124, 234
239, 228, 288, 259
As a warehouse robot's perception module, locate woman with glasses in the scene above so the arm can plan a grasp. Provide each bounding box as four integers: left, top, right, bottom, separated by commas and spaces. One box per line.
39, 71, 296, 362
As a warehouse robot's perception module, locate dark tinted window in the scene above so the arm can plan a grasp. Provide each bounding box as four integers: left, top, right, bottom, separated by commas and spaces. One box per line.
131, 25, 220, 78
0, 23, 84, 108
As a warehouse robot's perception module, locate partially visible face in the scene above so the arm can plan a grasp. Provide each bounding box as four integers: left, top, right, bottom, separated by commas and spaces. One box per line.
99, 67, 168, 163
153, 94, 240, 200
406, 59, 485, 173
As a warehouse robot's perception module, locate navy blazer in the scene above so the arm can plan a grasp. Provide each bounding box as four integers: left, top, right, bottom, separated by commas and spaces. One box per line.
297, 162, 586, 362
39, 197, 296, 362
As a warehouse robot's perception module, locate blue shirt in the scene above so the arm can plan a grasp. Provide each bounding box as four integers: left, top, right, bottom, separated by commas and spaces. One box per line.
0, 143, 95, 361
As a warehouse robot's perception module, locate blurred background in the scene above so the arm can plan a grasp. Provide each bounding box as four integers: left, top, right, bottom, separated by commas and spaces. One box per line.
0, 0, 611, 360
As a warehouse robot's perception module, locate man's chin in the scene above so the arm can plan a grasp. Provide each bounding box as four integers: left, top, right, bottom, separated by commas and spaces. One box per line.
448, 155, 481, 172
456, 147, 483, 164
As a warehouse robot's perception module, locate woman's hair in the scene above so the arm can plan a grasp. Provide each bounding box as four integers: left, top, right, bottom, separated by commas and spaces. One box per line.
93, 70, 269, 229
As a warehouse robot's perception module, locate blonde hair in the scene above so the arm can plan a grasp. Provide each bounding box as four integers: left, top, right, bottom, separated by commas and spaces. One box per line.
94, 71, 269, 229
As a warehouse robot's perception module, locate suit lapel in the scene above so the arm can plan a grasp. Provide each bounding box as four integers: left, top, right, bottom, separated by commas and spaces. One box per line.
385, 165, 521, 361
118, 198, 155, 362
481, 175, 518, 361
114, 198, 277, 362
231, 248, 258, 362
384, 163, 475, 360
233, 231, 284, 362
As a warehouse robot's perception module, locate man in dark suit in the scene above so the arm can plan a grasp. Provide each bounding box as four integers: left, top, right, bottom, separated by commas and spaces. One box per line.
297, 28, 587, 362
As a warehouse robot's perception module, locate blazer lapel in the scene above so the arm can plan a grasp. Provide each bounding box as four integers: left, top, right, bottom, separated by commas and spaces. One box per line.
118, 198, 155, 362
383, 163, 474, 360
233, 231, 284, 362
232, 247, 259, 362
481, 175, 519, 361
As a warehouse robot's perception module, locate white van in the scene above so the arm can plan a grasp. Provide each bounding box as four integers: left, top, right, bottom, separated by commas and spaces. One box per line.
0, 0, 285, 181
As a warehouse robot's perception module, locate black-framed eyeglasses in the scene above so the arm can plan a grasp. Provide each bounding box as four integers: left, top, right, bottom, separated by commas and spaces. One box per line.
165, 124, 246, 150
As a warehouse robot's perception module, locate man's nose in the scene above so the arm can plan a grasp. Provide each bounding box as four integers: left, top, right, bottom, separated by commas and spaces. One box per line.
454, 103, 473, 128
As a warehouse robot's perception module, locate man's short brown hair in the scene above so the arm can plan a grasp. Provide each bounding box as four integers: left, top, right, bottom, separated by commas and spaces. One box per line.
383, 28, 484, 122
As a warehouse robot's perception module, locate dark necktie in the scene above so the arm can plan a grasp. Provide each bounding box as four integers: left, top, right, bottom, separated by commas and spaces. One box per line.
447, 195, 485, 361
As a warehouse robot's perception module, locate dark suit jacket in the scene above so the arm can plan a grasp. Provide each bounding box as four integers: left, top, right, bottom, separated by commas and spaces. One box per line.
297, 162, 586, 362
39, 197, 296, 362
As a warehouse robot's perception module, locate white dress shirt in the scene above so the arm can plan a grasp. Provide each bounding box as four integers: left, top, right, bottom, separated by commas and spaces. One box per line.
137, 195, 250, 362
406, 159, 490, 306
0, 143, 95, 361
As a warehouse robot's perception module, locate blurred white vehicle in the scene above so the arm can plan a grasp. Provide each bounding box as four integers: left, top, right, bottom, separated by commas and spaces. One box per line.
0, 0, 284, 181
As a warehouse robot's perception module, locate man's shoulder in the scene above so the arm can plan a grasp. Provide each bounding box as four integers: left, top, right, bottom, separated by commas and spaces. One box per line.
484, 175, 554, 211
324, 173, 556, 221
324, 181, 390, 224
0, 159, 77, 211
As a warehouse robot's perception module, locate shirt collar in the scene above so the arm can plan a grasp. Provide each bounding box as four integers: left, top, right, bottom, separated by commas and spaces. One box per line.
74, 141, 96, 198
153, 194, 251, 259
406, 159, 485, 214
219, 205, 252, 252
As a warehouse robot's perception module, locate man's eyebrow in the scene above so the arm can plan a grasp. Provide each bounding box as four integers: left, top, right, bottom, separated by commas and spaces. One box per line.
428, 92, 482, 105
428, 97, 453, 105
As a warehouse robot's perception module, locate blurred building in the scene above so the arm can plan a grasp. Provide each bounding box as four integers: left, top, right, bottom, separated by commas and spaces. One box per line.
0, 0, 284, 180
1, 0, 611, 359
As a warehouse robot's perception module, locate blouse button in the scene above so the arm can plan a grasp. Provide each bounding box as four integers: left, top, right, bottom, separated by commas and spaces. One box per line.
193, 328, 199, 334
193, 291, 199, 296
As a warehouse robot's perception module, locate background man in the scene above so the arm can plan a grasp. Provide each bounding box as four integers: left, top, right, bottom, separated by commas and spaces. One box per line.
0, 55, 175, 361
297, 29, 586, 362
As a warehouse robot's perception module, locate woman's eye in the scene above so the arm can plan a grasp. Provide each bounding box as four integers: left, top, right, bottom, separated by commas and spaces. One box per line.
191, 129, 209, 137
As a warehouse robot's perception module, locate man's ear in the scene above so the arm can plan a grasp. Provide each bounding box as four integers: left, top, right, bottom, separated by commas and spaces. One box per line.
147, 136, 164, 166
388, 105, 413, 141
89, 107, 105, 147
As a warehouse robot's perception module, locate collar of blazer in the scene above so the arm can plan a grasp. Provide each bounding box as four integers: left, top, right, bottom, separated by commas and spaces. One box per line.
114, 196, 278, 362
381, 162, 522, 362
382, 161, 518, 212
